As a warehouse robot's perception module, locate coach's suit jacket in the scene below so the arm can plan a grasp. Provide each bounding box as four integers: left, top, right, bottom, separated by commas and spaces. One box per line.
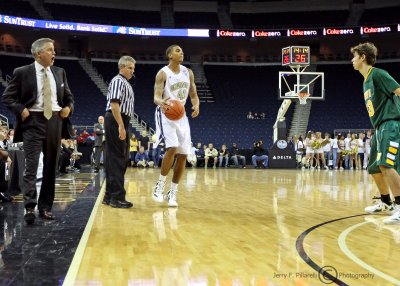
1, 63, 74, 142
93, 122, 105, 147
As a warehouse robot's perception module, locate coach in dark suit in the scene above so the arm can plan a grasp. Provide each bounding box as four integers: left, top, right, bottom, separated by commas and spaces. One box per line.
1, 38, 74, 224
93, 115, 105, 172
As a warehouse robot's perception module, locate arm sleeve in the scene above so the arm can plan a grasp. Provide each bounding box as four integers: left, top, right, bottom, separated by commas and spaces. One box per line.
107, 78, 123, 103
376, 69, 400, 97
2, 68, 26, 115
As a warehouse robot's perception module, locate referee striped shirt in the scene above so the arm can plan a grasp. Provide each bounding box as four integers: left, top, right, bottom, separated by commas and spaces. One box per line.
106, 74, 134, 117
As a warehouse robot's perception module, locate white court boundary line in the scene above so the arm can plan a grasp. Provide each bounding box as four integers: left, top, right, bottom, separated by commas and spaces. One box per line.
62, 184, 105, 286
338, 221, 400, 286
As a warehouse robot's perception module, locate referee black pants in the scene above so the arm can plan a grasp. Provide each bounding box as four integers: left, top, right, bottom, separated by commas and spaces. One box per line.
104, 111, 130, 201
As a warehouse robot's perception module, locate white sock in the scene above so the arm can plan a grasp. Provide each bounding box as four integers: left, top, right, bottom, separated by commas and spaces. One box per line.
170, 182, 178, 191
159, 175, 167, 182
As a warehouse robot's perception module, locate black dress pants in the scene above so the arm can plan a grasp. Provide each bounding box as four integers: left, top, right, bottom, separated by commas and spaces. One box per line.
104, 111, 130, 201
94, 142, 105, 169
21, 112, 62, 211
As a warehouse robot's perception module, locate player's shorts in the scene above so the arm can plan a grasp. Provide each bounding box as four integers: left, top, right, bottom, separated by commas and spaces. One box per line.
368, 120, 400, 174
154, 106, 191, 155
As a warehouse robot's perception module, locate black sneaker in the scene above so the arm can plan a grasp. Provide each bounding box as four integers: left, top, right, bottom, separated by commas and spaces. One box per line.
110, 200, 133, 208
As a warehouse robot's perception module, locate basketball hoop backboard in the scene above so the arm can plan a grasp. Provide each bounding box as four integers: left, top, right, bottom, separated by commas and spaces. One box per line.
278, 71, 325, 101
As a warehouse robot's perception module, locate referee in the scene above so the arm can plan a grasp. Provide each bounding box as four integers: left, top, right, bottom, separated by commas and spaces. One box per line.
103, 56, 135, 208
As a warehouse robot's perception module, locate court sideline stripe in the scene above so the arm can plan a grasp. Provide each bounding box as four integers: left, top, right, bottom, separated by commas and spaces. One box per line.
62, 183, 105, 286
338, 221, 400, 286
296, 214, 366, 286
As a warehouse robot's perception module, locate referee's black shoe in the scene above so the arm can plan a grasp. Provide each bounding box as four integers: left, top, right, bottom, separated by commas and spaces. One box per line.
110, 200, 133, 208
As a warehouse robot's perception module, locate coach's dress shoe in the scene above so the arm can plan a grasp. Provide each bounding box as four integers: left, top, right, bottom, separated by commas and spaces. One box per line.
39, 210, 55, 220
110, 200, 133, 209
0, 192, 13, 203
24, 208, 36, 225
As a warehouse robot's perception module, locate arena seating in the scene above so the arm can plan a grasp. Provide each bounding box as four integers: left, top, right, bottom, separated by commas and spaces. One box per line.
0, 0, 39, 19
231, 10, 349, 29
45, 3, 161, 27
0, 55, 106, 126
0, 55, 33, 121
307, 62, 399, 133
200, 64, 290, 148
56, 59, 107, 126
0, 54, 398, 148
92, 60, 164, 127
93, 61, 284, 148
359, 6, 400, 25
174, 12, 220, 29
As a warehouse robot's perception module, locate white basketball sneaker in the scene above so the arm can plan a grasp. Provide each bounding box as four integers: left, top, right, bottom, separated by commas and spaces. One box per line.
383, 205, 400, 225
166, 189, 178, 207
152, 180, 165, 203
364, 201, 395, 214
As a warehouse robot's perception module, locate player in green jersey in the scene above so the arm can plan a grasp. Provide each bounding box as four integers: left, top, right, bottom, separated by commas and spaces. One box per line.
351, 42, 400, 224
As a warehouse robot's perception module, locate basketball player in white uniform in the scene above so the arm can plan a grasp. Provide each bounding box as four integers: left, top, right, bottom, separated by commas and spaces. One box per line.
152, 45, 200, 207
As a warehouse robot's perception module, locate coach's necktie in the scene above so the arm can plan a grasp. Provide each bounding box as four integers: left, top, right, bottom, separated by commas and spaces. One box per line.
42, 68, 52, 120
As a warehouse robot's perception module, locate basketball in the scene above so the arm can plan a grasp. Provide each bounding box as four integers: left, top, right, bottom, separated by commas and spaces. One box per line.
164, 99, 185, 120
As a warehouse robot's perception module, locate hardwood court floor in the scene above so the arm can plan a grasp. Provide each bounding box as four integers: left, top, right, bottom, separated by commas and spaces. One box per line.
68, 168, 400, 286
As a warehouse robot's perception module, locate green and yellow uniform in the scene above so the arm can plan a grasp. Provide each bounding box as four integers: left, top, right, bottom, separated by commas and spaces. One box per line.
363, 67, 400, 174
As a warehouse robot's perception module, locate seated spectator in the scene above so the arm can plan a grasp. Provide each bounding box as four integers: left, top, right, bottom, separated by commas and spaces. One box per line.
6, 129, 14, 147
87, 132, 96, 142
230, 143, 246, 168
151, 134, 163, 168
80, 129, 90, 140
246, 111, 254, 119
59, 139, 81, 173
139, 130, 150, 156
204, 143, 218, 168
252, 140, 268, 168
0, 129, 6, 148
135, 146, 154, 168
129, 133, 139, 167
59, 139, 73, 173
195, 142, 205, 167
76, 129, 87, 145
218, 144, 229, 168
69, 139, 82, 170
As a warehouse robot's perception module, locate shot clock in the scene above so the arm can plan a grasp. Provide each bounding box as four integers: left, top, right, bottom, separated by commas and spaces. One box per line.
281, 46, 310, 66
